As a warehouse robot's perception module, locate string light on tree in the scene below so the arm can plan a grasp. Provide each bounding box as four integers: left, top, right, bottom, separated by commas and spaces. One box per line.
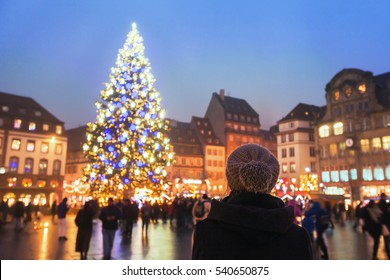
82, 23, 174, 200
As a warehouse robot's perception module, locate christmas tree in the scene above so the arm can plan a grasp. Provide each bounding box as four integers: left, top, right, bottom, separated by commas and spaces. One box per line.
82, 23, 174, 201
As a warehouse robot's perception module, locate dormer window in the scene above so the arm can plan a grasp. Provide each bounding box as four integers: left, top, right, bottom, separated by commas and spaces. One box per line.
14, 119, 22, 129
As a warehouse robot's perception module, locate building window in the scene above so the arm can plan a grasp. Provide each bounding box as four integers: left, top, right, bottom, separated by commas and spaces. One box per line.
329, 144, 338, 158
289, 133, 294, 142
309, 147, 316, 157
9, 157, 19, 173
331, 169, 339, 182
386, 162, 390, 180
41, 142, 49, 153
290, 122, 295, 128
14, 119, 22, 129
53, 160, 61, 176
310, 162, 316, 173
0, 137, 2, 148
226, 113, 231, 119
0, 118, 3, 127
56, 125, 62, 135
29, 122, 36, 131
11, 139, 21, 151
374, 165, 384, 181
252, 117, 257, 123
309, 133, 314, 141
333, 122, 343, 135
383, 115, 390, 127
340, 168, 349, 182
290, 162, 296, 173
7, 177, 17, 187
350, 167, 358, 180
362, 165, 373, 181
233, 124, 238, 131
43, 124, 49, 131
281, 135, 286, 143
281, 148, 287, 158
240, 125, 246, 131
320, 146, 328, 159
372, 138, 381, 153
319, 125, 330, 138
360, 139, 370, 153
321, 171, 330, 183
26, 141, 35, 152
233, 114, 238, 120
282, 163, 288, 173
22, 178, 33, 187
240, 115, 245, 121
383, 136, 390, 152
289, 147, 295, 157
2, 105, 9, 112
39, 159, 48, 175
24, 158, 34, 174
34, 110, 42, 117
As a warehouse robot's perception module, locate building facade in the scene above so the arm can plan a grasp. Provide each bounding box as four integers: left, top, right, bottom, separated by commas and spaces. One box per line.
317, 69, 390, 203
167, 120, 205, 197
204, 89, 264, 159
276, 103, 323, 197
191, 116, 226, 197
0, 92, 67, 207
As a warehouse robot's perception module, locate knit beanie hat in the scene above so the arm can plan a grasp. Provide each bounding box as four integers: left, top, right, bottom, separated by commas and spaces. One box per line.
226, 144, 280, 193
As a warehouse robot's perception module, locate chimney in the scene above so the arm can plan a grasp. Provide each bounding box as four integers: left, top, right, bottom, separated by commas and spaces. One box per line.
219, 89, 225, 100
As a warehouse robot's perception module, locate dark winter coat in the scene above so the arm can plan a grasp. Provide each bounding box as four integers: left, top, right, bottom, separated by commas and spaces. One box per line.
99, 204, 121, 230
192, 192, 313, 260
57, 200, 69, 219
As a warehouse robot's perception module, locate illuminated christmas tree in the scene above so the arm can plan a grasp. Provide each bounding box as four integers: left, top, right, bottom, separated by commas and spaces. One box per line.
82, 23, 174, 201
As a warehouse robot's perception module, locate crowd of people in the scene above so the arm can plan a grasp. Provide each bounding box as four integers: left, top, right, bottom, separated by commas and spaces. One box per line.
1, 144, 389, 260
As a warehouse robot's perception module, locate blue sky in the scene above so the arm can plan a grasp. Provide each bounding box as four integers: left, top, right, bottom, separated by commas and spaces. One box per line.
0, 0, 389, 129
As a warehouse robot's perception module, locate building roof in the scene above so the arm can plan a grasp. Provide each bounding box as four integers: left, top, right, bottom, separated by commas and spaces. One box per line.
66, 125, 87, 153
374, 72, 390, 108
259, 129, 276, 141
278, 103, 323, 123
168, 119, 203, 156
0, 91, 64, 124
191, 116, 223, 146
212, 92, 259, 117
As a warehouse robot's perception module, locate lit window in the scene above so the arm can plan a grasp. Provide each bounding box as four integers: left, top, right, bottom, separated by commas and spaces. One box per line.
374, 165, 384, 181
290, 162, 296, 173
362, 165, 373, 181
37, 180, 46, 188
50, 180, 59, 188
383, 136, 390, 152
22, 178, 32, 187
24, 158, 34, 174
11, 139, 21, 150
333, 122, 343, 135
331, 170, 339, 182
7, 177, 17, 187
344, 86, 352, 97
41, 142, 49, 153
2, 105, 9, 112
9, 157, 19, 173
334, 90, 340, 100
282, 163, 288, 173
386, 162, 390, 180
350, 168, 358, 180
43, 124, 49, 131
29, 122, 36, 131
340, 168, 349, 182
372, 138, 381, 152
39, 159, 48, 175
358, 83, 366, 94
14, 119, 22, 129
360, 139, 370, 153
240, 125, 245, 131
321, 171, 330, 183
56, 125, 62, 135
329, 144, 338, 157
26, 141, 35, 152
319, 125, 330, 138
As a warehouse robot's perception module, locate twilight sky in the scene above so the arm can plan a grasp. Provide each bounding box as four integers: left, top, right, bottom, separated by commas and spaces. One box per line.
0, 0, 389, 130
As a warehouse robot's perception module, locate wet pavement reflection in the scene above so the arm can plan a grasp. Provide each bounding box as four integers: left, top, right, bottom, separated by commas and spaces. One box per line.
0, 214, 387, 260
